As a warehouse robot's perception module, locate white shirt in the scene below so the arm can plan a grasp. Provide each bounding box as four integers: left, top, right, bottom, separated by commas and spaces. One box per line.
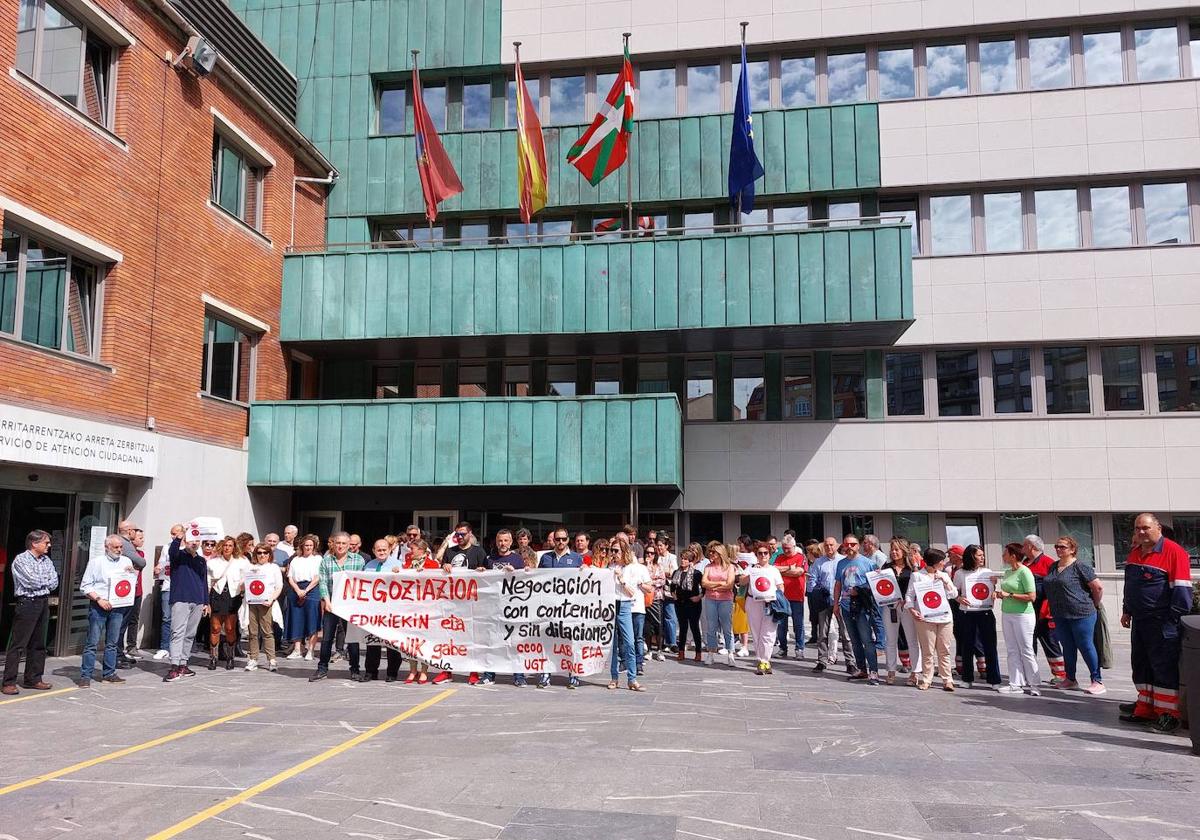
746, 564, 784, 601
652, 552, 678, 576
277, 541, 294, 556
208, 557, 239, 595
288, 554, 322, 583
617, 562, 652, 614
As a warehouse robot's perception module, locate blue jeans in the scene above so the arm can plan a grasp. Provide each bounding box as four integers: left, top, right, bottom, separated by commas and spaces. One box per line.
609, 600, 636, 683
81, 603, 130, 679
662, 601, 678, 647
632, 612, 646, 670
870, 607, 887, 653
1054, 612, 1101, 683
159, 589, 172, 650
703, 598, 734, 652
775, 599, 806, 654
846, 603, 880, 674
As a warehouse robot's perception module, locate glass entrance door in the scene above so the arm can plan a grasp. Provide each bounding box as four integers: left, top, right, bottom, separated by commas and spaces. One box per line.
414, 511, 456, 543
65, 499, 119, 653
0, 489, 75, 655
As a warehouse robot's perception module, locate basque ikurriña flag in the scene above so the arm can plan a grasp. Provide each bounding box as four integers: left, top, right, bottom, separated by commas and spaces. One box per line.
412, 63, 463, 222
728, 42, 765, 213
567, 45, 635, 186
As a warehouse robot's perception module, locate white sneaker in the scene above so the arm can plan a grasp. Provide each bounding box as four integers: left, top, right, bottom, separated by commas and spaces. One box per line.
792, 651, 804, 661
286, 650, 303, 660
303, 650, 313, 661
245, 660, 258, 671
995, 684, 1022, 694
726, 651, 737, 667
705, 652, 715, 665
268, 660, 277, 672
153, 650, 169, 660
716, 648, 728, 656
736, 646, 750, 657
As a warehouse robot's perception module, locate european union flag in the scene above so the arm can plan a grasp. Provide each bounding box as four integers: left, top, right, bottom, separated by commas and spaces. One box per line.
729, 42, 765, 214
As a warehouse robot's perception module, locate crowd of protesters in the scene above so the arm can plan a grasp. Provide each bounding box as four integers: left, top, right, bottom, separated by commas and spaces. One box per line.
1, 513, 1189, 735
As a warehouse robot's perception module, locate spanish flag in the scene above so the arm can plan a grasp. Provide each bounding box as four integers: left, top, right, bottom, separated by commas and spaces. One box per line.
513, 47, 547, 224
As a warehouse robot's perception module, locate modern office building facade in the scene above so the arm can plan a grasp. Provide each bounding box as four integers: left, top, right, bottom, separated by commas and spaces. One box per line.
231, 0, 1200, 605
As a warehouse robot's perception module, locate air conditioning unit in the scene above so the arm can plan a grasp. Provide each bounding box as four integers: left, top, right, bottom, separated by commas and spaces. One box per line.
179, 35, 218, 77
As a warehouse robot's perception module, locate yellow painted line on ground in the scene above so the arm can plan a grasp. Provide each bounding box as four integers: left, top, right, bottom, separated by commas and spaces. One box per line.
0, 706, 263, 797
0, 686, 77, 705
145, 688, 456, 840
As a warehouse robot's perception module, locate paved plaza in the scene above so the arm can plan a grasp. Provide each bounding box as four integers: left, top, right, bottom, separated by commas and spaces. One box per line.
0, 640, 1195, 840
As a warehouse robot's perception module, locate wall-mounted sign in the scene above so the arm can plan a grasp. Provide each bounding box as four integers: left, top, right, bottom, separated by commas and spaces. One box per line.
0, 404, 159, 478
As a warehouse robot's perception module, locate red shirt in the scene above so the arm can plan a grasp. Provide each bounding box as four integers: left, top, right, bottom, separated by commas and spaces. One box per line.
774, 552, 807, 601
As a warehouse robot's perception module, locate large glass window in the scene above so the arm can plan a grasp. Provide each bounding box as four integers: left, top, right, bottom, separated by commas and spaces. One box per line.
880, 197, 918, 254
945, 514, 983, 548
1135, 25, 1180, 81
1113, 512, 1138, 568
547, 362, 576, 397
885, 352, 924, 416
503, 363, 528, 397
1155, 343, 1200, 412
984, 192, 1023, 252
992, 348, 1032, 414
979, 38, 1018, 93
421, 84, 447, 131
459, 364, 487, 398
1143, 182, 1191, 245
1090, 186, 1132, 247
638, 360, 669, 394
0, 228, 20, 335
201, 314, 254, 402
827, 51, 867, 103
686, 359, 714, 421
783, 355, 813, 419
842, 515, 874, 542
684, 212, 714, 235
831, 353, 865, 419
1083, 31, 1123, 85
1170, 516, 1200, 566
828, 201, 860, 227
772, 205, 810, 230
733, 357, 765, 421
936, 350, 980, 416
780, 56, 817, 106
1101, 345, 1144, 411
15, 0, 114, 125
1, 226, 100, 356
593, 361, 620, 395
930, 194, 972, 254
549, 75, 584, 125
639, 67, 676, 118
1029, 34, 1072, 89
19, 237, 66, 349
378, 86, 406, 133
1043, 346, 1091, 414
1057, 515, 1095, 565
788, 513, 825, 543
1035, 188, 1079, 249
687, 64, 721, 114
892, 514, 929, 548
211, 134, 263, 228
877, 47, 915, 100
734, 58, 770, 110
926, 43, 968, 97
1000, 513, 1039, 547
462, 81, 491, 129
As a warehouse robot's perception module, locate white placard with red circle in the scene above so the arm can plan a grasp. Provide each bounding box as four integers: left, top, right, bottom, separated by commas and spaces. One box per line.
746, 567, 779, 601
963, 571, 996, 610
186, 517, 225, 543
866, 568, 901, 606
108, 571, 139, 608
243, 568, 274, 605
913, 575, 951, 621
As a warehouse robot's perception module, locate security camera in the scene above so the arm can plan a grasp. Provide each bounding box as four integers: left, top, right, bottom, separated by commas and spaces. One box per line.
176, 35, 218, 77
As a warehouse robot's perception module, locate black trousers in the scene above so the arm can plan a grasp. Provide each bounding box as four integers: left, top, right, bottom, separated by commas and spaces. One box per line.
318, 612, 359, 672
365, 645, 402, 678
676, 599, 702, 653
956, 610, 1002, 685
3, 596, 49, 686
122, 593, 142, 651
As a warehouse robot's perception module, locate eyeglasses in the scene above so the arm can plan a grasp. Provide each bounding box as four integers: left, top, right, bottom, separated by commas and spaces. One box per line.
844, 542, 859, 548
755, 550, 770, 556
1053, 544, 1070, 551
201, 541, 217, 547
454, 532, 468, 539
406, 532, 420, 538
554, 536, 568, 542
608, 548, 621, 554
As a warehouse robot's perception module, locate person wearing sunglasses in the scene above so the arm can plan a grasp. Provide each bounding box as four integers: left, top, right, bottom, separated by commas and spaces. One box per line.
244, 544, 283, 672
832, 535, 883, 685
536, 527, 584, 688
608, 540, 647, 691
1043, 536, 1106, 695
163, 532, 213, 682
740, 542, 785, 675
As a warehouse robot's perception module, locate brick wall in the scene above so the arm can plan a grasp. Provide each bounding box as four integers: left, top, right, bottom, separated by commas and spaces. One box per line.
0, 0, 327, 449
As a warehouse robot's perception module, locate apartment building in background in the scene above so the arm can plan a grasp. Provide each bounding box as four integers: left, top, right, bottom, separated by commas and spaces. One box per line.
0, 0, 332, 653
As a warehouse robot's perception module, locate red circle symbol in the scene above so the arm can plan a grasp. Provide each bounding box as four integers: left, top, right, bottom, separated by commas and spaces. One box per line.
190, 528, 200, 537
922, 590, 943, 609
875, 579, 895, 597
971, 582, 991, 601
249, 580, 266, 596
753, 576, 771, 592
114, 580, 131, 597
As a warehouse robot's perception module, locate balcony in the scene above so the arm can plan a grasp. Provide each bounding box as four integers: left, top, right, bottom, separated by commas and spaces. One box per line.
281, 221, 913, 357
247, 395, 682, 489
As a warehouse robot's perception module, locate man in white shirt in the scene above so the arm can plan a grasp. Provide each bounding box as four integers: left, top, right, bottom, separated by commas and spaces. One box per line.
79, 535, 136, 687
277, 525, 298, 557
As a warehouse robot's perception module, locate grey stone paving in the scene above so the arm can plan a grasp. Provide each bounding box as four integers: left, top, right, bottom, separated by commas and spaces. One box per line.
0, 640, 1194, 840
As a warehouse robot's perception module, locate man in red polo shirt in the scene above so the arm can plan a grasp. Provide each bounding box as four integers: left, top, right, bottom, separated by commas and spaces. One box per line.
1119, 513, 1193, 734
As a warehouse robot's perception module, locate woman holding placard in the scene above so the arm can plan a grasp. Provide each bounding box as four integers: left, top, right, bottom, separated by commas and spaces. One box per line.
403, 539, 442, 685
285, 535, 322, 660
207, 537, 243, 670
881, 538, 920, 686
952, 546, 1002, 690
244, 544, 282, 672
1043, 536, 1106, 695
905, 548, 959, 691
995, 542, 1040, 695
739, 542, 786, 675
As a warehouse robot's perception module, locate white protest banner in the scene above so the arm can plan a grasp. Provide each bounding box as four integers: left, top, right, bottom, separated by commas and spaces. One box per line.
746, 568, 777, 601
186, 517, 224, 542
963, 571, 996, 610
330, 568, 617, 676
108, 571, 139, 608
914, 575, 951, 621
867, 568, 901, 606
243, 567, 274, 605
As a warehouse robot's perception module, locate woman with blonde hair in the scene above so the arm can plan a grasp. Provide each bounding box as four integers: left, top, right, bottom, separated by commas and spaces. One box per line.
882, 537, 920, 685
608, 538, 648, 690
590, 537, 610, 568
207, 536, 243, 670
701, 544, 737, 666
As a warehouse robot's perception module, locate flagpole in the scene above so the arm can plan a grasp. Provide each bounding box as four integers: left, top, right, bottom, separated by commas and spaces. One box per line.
623, 31, 633, 237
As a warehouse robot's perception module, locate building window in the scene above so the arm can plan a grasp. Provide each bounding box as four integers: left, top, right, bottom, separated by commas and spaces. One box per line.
638, 67, 676, 118
684, 211, 714, 235
734, 58, 770, 110
1090, 186, 1132, 247
1100, 345, 1144, 411
377, 222, 444, 246
885, 352, 923, 416
877, 46, 915, 99
1029, 33, 1072, 89
831, 352, 866, 419
1043, 346, 1091, 414
686, 63, 720, 114
421, 83, 447, 131
595, 70, 618, 101
686, 358, 714, 421
504, 363, 529, 397
930, 194, 972, 255
1155, 343, 1200, 412
1000, 513, 1039, 547
0, 225, 101, 357
638, 360, 669, 394
201, 314, 254, 402
1057, 515, 1095, 565
459, 364, 487, 397
374, 365, 404, 398
879, 197, 918, 254
983, 192, 1023, 252
788, 513, 824, 543
893, 513, 929, 548
841, 514, 874, 542
1143, 182, 1191, 244
780, 56, 817, 106
740, 514, 771, 540
593, 361, 620, 395
689, 512, 723, 545
827, 201, 860, 227
378, 85, 406, 133
827, 51, 867, 103
1169, 516, 1200, 567
936, 349, 980, 416
992, 348, 1032, 414
1083, 30, 1124, 85
979, 38, 1018, 93
15, 0, 116, 126
733, 357, 765, 421
506, 218, 573, 244
1034, 188, 1079, 249
1113, 512, 1138, 568
462, 80, 491, 129
547, 362, 576, 396
1134, 25, 1180, 81
549, 74, 584, 125
782, 355, 813, 419
946, 514, 983, 547
1192, 25, 1200, 77
926, 43, 968, 96
211, 134, 263, 229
